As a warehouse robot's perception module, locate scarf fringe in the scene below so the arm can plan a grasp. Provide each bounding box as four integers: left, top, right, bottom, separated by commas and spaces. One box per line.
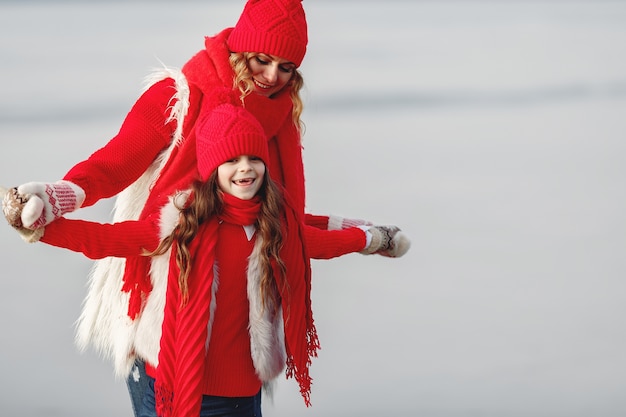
154, 379, 174, 417
285, 324, 320, 407
121, 279, 152, 320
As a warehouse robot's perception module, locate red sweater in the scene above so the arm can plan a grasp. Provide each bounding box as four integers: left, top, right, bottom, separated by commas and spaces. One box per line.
203, 221, 261, 397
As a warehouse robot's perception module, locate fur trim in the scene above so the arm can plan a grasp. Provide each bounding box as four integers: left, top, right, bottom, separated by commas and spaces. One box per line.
74, 256, 136, 377
247, 235, 287, 381
133, 191, 186, 367
143, 66, 190, 148
206, 264, 220, 352
74, 69, 191, 378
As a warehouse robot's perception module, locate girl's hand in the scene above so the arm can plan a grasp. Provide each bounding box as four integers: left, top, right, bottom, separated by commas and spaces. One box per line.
360, 225, 411, 258
1, 186, 44, 242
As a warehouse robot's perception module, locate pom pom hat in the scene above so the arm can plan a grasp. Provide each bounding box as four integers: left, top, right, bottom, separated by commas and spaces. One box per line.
196, 103, 270, 181
227, 0, 308, 67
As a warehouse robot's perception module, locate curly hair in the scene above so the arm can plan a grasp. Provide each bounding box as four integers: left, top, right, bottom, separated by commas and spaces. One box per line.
229, 51, 304, 132
148, 170, 287, 311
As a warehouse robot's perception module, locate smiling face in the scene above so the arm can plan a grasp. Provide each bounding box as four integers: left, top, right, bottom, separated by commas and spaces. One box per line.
247, 53, 296, 97
217, 155, 266, 200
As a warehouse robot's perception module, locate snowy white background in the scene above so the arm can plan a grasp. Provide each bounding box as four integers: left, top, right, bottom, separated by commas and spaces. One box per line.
1, 1, 625, 416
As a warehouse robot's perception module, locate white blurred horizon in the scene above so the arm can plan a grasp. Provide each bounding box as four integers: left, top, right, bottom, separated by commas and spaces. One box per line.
1, 1, 625, 416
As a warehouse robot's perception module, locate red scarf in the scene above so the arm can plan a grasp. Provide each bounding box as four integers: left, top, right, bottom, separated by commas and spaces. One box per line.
155, 193, 318, 417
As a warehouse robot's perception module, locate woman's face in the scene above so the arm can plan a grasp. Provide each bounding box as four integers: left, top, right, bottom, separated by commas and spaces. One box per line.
248, 53, 296, 97
217, 155, 266, 200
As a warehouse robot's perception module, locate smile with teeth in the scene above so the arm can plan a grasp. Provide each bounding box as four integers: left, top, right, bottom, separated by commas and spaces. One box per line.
233, 178, 255, 186
253, 78, 273, 90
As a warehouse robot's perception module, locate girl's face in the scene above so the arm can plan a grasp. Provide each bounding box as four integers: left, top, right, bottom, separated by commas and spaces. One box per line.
217, 155, 265, 200
248, 53, 296, 97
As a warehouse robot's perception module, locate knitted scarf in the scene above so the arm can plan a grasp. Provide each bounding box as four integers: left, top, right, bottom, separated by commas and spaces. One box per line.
155, 193, 319, 417
121, 28, 305, 319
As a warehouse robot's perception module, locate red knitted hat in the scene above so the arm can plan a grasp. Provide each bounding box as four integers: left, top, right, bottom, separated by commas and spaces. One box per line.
196, 104, 269, 181
227, 0, 308, 67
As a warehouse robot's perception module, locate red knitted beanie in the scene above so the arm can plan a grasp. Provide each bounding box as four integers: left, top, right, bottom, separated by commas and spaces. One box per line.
227, 0, 308, 67
196, 104, 269, 181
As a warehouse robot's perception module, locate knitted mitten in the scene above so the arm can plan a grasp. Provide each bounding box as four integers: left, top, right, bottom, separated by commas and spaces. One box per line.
360, 225, 411, 258
1, 186, 44, 243
17, 180, 85, 228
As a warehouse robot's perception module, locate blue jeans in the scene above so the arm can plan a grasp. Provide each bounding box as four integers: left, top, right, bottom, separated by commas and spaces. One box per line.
136, 370, 262, 417
127, 358, 150, 417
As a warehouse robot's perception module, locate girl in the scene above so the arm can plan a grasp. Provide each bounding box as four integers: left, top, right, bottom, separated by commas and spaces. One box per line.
14, 104, 320, 417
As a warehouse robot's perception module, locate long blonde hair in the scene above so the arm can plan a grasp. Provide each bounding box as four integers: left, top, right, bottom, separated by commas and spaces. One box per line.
229, 52, 304, 132
149, 171, 287, 310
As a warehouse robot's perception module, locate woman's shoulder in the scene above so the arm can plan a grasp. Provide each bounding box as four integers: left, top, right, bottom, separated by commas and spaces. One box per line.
141, 69, 186, 98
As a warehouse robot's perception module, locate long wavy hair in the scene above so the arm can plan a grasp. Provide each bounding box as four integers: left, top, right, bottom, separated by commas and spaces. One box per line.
149, 169, 287, 311
229, 51, 304, 132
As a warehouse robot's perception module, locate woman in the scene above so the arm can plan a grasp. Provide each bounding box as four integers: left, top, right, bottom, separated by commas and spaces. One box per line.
2, 0, 409, 414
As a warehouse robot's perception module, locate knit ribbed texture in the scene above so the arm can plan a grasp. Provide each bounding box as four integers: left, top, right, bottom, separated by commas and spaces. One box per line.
41, 216, 160, 259
303, 226, 366, 260
155, 222, 218, 417
227, 0, 308, 67
203, 221, 261, 396
196, 104, 270, 181
64, 78, 176, 207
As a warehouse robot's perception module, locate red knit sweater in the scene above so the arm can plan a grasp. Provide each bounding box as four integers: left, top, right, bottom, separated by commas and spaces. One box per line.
203, 221, 261, 397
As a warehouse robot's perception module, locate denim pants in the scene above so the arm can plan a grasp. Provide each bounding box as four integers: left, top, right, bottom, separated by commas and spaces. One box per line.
127, 358, 150, 417
131, 359, 262, 417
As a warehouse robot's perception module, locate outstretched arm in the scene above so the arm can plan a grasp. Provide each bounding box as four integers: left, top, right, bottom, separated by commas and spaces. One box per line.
304, 225, 367, 259
39, 216, 161, 260
9, 78, 179, 229
304, 212, 410, 259
304, 223, 410, 260
64, 78, 178, 206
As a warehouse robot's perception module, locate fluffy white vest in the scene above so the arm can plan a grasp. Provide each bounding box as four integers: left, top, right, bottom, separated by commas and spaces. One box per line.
74, 68, 187, 378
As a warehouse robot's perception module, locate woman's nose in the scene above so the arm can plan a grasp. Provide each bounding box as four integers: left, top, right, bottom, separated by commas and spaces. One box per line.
263, 66, 278, 84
